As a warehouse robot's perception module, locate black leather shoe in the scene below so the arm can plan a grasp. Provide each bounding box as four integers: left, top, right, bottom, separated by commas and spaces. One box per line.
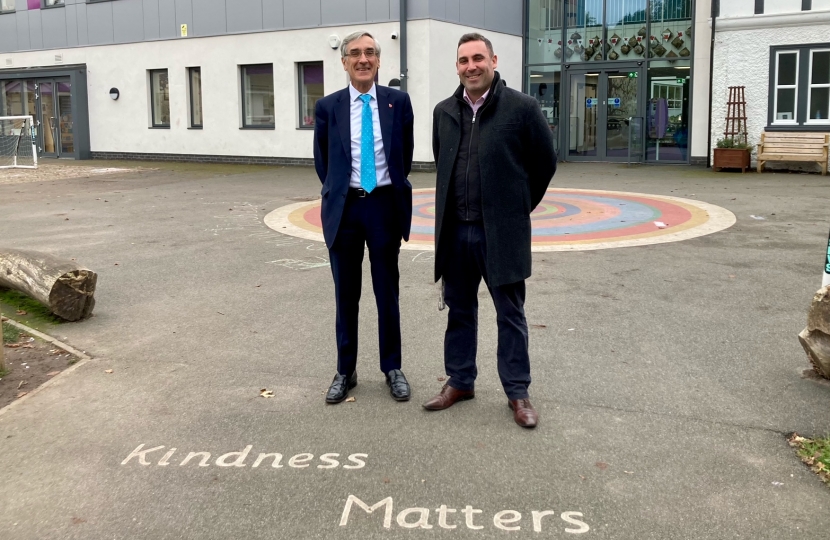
385, 369, 411, 401
325, 371, 357, 404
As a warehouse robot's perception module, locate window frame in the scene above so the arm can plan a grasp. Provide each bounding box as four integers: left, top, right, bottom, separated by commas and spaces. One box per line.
0, 0, 15, 14
42, 0, 65, 8
767, 43, 830, 132
772, 50, 800, 127
297, 61, 324, 130
188, 66, 203, 129
149, 68, 170, 129
806, 49, 830, 125
240, 63, 275, 130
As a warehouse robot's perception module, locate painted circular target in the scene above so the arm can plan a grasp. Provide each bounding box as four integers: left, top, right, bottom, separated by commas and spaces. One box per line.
264, 188, 735, 252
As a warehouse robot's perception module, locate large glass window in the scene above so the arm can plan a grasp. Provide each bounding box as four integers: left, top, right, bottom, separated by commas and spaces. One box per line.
565, 0, 604, 63
43, 0, 63, 6
646, 63, 690, 161
807, 50, 829, 123
298, 62, 323, 128
188, 67, 203, 128
649, 0, 693, 60
0, 0, 15, 13
1, 81, 24, 116
773, 52, 799, 125
606, 0, 647, 61
523, 0, 701, 163
241, 64, 274, 128
149, 69, 170, 128
527, 0, 565, 65
767, 45, 830, 128
527, 65, 562, 154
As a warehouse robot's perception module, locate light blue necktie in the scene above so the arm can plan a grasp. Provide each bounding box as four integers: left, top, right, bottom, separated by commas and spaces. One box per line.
359, 94, 377, 193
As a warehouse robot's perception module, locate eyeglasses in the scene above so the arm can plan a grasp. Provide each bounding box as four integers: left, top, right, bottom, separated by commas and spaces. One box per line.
346, 49, 377, 59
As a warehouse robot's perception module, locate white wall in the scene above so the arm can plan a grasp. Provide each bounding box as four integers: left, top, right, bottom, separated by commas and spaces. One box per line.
721, 0, 830, 18
711, 22, 830, 165
691, 0, 712, 160
0, 20, 520, 164
423, 19, 522, 161
1, 23, 403, 159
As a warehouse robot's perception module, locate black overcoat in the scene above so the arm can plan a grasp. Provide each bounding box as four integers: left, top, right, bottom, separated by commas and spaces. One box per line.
432, 71, 557, 287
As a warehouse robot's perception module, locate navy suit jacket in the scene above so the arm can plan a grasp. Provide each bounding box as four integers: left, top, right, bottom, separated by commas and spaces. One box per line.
313, 85, 414, 249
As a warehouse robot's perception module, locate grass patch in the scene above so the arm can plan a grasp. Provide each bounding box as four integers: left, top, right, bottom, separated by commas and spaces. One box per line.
2, 320, 19, 344
2, 321, 20, 376
0, 288, 63, 329
788, 433, 830, 485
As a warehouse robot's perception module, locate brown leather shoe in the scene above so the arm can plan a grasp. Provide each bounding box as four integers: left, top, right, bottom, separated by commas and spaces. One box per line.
508, 399, 538, 428
422, 384, 474, 411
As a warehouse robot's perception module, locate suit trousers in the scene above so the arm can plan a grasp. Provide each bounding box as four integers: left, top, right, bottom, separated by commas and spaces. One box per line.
329, 186, 402, 376
442, 221, 531, 400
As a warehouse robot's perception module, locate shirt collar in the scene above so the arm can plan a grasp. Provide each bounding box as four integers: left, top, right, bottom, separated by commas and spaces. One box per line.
349, 83, 377, 102
463, 88, 489, 106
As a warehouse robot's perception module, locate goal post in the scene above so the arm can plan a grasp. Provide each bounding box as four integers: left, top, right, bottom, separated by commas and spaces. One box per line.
0, 115, 38, 170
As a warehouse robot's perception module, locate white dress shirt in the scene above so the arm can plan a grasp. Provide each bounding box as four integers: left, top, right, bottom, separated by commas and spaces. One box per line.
348, 83, 392, 189
463, 88, 490, 116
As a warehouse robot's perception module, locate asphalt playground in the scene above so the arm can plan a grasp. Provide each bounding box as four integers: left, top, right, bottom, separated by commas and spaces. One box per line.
0, 159, 829, 539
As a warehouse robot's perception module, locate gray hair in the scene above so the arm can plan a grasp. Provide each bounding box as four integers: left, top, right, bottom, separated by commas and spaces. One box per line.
340, 31, 381, 59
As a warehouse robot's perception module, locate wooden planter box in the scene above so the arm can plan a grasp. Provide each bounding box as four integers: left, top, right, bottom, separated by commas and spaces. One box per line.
713, 148, 751, 173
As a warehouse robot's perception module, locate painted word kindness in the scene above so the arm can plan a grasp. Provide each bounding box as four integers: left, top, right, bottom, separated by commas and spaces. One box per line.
121, 444, 367, 470
340, 495, 590, 534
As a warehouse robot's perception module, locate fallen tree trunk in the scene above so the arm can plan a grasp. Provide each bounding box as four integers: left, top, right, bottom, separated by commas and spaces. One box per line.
0, 249, 97, 321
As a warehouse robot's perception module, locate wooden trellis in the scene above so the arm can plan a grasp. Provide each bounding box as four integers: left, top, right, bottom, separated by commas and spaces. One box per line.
724, 86, 748, 145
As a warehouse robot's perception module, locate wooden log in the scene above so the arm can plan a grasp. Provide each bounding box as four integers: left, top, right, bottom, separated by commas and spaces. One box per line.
0, 249, 97, 321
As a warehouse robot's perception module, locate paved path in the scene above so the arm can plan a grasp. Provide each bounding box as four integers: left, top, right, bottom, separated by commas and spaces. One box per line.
0, 161, 828, 539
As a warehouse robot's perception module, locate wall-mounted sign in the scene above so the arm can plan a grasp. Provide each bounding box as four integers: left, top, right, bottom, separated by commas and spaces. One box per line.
181, 24, 188, 37
586, 98, 597, 108
628, 72, 638, 79
610, 97, 621, 108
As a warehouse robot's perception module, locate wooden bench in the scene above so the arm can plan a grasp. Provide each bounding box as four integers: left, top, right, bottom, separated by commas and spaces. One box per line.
757, 132, 829, 176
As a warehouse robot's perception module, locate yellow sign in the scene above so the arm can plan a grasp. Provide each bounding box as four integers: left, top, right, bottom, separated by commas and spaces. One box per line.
180, 24, 188, 37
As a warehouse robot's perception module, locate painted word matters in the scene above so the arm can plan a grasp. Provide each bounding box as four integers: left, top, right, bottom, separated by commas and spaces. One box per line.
121, 444, 367, 469
340, 495, 590, 534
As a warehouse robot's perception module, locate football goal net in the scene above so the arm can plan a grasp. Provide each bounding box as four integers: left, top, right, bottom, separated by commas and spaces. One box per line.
0, 116, 38, 169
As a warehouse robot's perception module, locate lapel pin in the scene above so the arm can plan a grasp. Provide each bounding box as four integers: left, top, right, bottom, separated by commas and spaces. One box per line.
389, 104, 393, 108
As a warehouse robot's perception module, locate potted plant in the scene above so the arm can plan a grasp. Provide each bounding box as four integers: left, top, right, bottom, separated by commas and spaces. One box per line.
713, 136, 752, 173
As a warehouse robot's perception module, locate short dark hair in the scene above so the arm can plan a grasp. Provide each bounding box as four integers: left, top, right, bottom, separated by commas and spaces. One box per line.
457, 33, 494, 57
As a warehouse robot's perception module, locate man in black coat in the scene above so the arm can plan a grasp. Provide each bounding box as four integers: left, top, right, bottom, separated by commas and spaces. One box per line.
422, 33, 557, 428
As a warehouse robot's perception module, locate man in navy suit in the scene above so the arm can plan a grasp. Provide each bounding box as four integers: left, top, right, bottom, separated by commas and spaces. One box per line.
313, 31, 414, 404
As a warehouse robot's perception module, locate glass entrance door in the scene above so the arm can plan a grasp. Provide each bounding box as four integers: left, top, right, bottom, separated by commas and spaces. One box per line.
37, 80, 57, 157
57, 80, 73, 155
34, 78, 71, 157
566, 67, 642, 161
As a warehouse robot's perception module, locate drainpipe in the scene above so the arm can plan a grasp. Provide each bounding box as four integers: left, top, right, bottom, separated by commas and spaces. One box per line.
706, 0, 718, 168
400, 0, 408, 93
